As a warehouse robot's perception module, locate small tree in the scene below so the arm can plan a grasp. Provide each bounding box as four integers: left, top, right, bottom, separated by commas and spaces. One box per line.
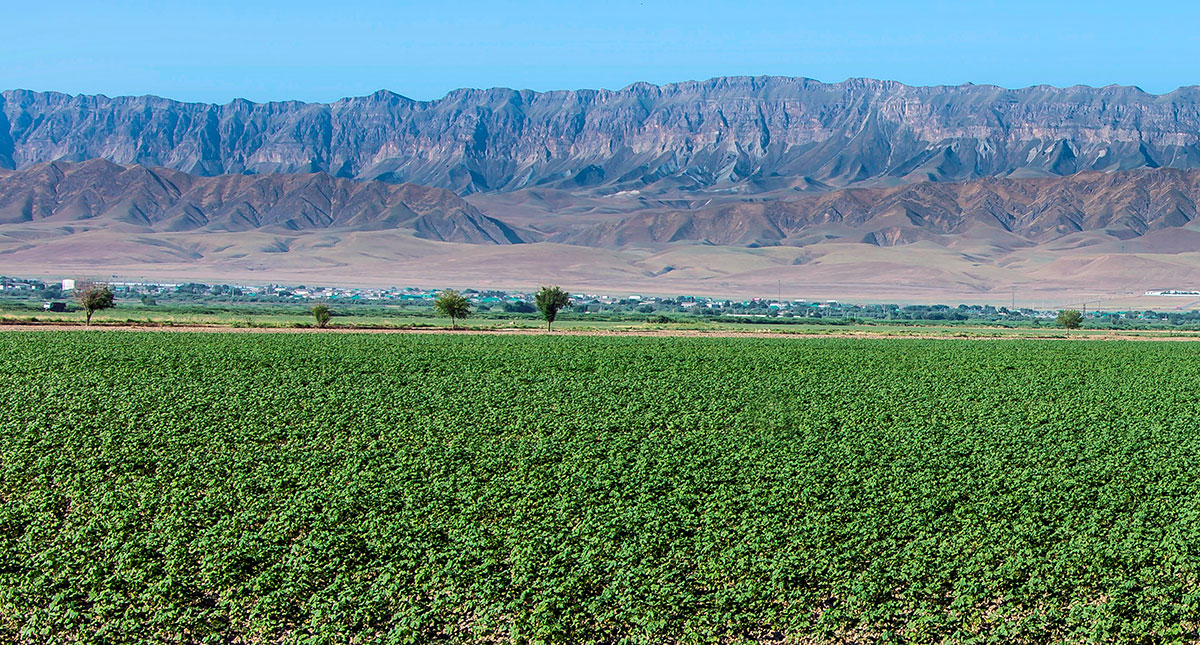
1057, 309, 1083, 331
312, 304, 331, 328
75, 281, 115, 326
535, 285, 571, 331
434, 289, 471, 329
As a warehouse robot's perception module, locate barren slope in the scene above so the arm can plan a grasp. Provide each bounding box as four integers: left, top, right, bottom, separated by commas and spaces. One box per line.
8, 78, 1200, 195
0, 159, 525, 243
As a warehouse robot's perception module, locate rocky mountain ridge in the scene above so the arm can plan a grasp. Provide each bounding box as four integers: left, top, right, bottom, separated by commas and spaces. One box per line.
8, 77, 1200, 195
558, 167, 1200, 248
0, 159, 524, 244
7, 161, 1200, 253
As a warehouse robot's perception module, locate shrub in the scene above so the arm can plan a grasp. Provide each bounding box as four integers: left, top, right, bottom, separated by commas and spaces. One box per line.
312, 304, 332, 328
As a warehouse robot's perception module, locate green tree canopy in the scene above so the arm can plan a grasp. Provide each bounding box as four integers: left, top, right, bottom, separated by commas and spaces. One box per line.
75, 281, 115, 326
1057, 309, 1083, 330
535, 286, 571, 331
434, 290, 471, 329
311, 304, 331, 328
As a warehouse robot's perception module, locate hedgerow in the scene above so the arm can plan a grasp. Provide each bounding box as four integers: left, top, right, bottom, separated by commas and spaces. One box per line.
2, 333, 1199, 642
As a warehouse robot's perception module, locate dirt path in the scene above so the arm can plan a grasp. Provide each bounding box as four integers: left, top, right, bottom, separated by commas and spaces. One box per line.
5, 321, 1200, 341
0, 322, 895, 338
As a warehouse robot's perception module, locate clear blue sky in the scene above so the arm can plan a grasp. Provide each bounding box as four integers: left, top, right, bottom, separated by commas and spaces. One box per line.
3, 0, 1198, 103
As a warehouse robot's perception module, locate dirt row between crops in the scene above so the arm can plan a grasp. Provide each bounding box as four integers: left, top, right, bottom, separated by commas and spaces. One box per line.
6, 321, 1200, 342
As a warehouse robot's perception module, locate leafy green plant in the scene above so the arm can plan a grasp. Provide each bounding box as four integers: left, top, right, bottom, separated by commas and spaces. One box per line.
74, 281, 115, 325
311, 304, 332, 328
3, 334, 1200, 642
535, 285, 571, 331
1058, 309, 1083, 330
433, 289, 471, 329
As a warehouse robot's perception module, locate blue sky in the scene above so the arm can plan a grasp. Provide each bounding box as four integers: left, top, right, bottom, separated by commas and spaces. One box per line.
3, 0, 1198, 103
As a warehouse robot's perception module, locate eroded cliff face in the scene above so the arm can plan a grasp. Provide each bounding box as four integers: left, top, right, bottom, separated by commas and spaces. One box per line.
6, 77, 1200, 195
556, 168, 1200, 248
0, 159, 525, 244
6, 161, 1200, 250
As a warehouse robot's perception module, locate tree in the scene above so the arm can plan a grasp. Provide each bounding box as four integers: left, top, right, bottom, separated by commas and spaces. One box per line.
535, 285, 571, 331
75, 281, 115, 326
433, 289, 471, 329
1057, 309, 1083, 331
312, 304, 331, 328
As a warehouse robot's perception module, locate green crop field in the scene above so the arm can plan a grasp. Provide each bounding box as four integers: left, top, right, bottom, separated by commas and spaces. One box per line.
3, 332, 1200, 642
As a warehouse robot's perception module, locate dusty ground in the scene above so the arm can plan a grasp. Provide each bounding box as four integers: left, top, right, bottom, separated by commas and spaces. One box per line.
4, 321, 1200, 341
2, 229, 1194, 309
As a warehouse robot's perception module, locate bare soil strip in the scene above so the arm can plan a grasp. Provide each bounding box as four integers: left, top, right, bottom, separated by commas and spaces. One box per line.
4, 321, 1200, 341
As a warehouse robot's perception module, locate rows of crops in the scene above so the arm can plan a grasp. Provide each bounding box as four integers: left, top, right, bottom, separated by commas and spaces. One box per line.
3, 332, 1200, 642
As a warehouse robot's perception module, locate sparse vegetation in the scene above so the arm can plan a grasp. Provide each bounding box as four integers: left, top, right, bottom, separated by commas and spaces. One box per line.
433, 289, 471, 329
74, 281, 115, 325
1058, 309, 1083, 330
535, 285, 571, 331
311, 304, 331, 328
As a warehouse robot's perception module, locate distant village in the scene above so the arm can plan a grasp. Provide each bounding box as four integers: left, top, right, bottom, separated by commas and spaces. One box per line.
4, 275, 1200, 324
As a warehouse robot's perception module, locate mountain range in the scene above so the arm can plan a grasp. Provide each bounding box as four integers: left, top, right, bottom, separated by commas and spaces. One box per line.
6, 77, 1200, 303
6, 77, 1200, 195
8, 159, 1200, 251
0, 159, 522, 243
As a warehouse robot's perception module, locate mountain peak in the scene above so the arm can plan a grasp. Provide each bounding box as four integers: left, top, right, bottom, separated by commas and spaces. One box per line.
7, 77, 1200, 196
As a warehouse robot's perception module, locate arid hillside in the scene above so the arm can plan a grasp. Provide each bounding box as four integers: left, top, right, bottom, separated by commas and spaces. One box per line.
7, 78, 1200, 195
4, 162, 1200, 307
